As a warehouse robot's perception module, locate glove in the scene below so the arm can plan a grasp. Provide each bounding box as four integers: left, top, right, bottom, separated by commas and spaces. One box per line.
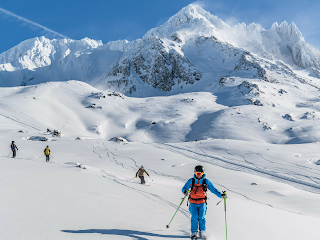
221, 192, 227, 199
183, 190, 188, 196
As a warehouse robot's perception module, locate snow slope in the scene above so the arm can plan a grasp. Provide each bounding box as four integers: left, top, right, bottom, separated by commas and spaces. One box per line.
1, 4, 320, 240
1, 81, 320, 240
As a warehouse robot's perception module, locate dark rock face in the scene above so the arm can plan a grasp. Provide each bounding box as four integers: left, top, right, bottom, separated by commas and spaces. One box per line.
106, 37, 202, 93
234, 54, 268, 81
238, 81, 264, 96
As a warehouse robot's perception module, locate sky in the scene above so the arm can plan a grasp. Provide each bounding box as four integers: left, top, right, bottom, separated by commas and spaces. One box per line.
0, 0, 319, 54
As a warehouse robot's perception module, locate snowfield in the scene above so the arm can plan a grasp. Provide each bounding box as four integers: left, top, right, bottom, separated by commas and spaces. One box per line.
1, 81, 320, 240
1, 3, 320, 240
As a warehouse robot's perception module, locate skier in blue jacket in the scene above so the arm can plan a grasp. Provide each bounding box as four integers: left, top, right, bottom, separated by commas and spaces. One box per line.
10, 141, 18, 158
182, 165, 226, 239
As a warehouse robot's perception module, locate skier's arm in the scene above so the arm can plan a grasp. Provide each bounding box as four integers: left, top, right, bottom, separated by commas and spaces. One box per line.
144, 170, 150, 176
206, 179, 223, 198
135, 170, 139, 177
181, 178, 193, 194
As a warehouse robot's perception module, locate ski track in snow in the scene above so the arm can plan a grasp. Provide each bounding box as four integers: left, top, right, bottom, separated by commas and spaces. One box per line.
91, 140, 191, 219
0, 112, 42, 131
147, 143, 320, 194
89, 140, 306, 216
0, 139, 308, 218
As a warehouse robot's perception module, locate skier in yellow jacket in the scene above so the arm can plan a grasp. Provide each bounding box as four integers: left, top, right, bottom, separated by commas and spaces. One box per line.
44, 146, 51, 162
135, 166, 149, 184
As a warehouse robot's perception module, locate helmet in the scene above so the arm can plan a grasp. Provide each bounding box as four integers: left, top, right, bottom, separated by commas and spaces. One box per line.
194, 165, 204, 173
46, 145, 49, 147
12, 141, 14, 143
141, 165, 144, 168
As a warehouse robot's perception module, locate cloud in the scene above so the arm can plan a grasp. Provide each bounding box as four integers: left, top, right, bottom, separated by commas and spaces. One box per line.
0, 7, 70, 39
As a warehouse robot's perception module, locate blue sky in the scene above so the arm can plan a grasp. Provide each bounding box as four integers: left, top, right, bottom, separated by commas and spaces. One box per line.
0, 0, 319, 54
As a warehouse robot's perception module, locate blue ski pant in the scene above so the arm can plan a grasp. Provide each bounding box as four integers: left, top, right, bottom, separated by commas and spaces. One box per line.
189, 203, 207, 233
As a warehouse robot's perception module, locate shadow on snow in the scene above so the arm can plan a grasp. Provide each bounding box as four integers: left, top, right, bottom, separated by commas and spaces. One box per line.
61, 229, 189, 239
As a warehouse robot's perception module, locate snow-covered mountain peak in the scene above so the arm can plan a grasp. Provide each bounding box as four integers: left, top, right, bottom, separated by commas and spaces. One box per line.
270, 21, 303, 41
144, 4, 229, 41
143, 4, 320, 69
0, 37, 103, 71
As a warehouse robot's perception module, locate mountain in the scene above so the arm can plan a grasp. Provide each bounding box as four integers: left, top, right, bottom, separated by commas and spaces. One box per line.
1, 4, 320, 145
0, 4, 319, 95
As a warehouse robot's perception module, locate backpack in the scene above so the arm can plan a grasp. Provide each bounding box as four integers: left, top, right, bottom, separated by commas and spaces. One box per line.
44, 147, 50, 155
188, 178, 208, 205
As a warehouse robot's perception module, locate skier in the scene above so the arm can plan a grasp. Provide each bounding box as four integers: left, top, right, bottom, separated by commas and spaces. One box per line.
181, 165, 227, 240
10, 141, 18, 158
44, 145, 51, 162
135, 165, 150, 184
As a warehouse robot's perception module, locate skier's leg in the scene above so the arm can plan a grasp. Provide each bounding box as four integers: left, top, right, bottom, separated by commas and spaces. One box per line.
198, 203, 207, 232
189, 203, 200, 235
142, 176, 145, 184
13, 150, 16, 158
139, 176, 143, 184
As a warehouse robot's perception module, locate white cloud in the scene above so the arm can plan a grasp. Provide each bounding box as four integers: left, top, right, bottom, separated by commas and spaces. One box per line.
0, 7, 70, 39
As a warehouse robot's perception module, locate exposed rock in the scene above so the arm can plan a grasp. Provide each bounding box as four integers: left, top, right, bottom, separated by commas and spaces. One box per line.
53, 130, 61, 137
29, 136, 48, 141
234, 54, 268, 81
253, 99, 263, 106
113, 137, 128, 143
107, 91, 125, 99
106, 37, 202, 93
283, 114, 294, 121
301, 112, 319, 120
238, 81, 264, 96
311, 67, 320, 79
17, 130, 28, 133
278, 89, 287, 94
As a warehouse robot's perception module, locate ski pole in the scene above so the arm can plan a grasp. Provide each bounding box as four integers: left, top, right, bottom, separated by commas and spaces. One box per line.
148, 175, 154, 181
223, 192, 228, 240
216, 191, 228, 240
7, 152, 12, 157
36, 155, 44, 161
166, 190, 189, 229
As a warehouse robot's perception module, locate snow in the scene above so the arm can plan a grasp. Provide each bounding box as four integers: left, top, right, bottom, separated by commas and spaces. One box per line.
1, 81, 320, 240
0, 3, 320, 240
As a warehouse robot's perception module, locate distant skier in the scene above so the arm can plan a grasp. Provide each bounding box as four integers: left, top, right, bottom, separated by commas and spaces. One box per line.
182, 165, 226, 240
10, 141, 18, 158
44, 145, 51, 162
135, 166, 150, 184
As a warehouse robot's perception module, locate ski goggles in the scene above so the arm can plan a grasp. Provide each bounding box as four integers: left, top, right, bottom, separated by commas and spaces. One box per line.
195, 171, 204, 176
